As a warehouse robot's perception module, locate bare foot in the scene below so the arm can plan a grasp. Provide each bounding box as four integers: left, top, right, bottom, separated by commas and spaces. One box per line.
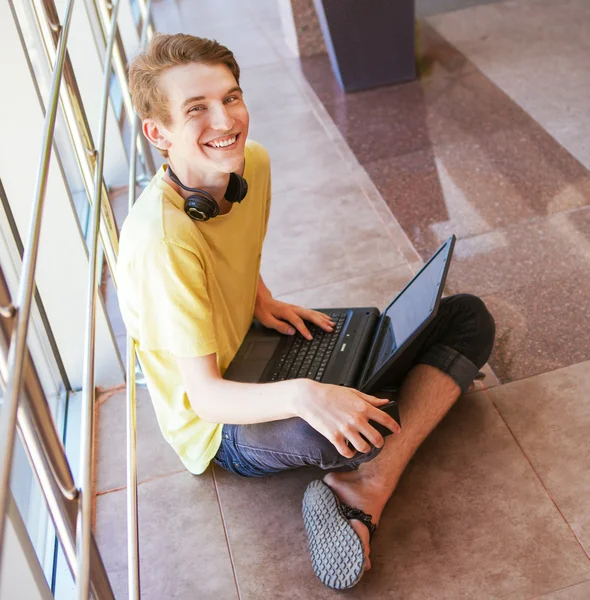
323, 471, 388, 572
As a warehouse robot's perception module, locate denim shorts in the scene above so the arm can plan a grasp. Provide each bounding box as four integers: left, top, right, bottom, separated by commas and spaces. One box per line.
212, 294, 495, 478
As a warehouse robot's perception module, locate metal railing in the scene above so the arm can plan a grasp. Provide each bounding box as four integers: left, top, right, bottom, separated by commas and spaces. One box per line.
29, 0, 121, 280
0, 271, 114, 599
85, 0, 157, 179
0, 0, 155, 596
77, 0, 123, 595
125, 6, 152, 596
0, 0, 78, 564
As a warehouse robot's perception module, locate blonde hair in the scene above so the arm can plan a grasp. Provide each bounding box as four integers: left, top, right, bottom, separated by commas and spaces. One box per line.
129, 33, 240, 156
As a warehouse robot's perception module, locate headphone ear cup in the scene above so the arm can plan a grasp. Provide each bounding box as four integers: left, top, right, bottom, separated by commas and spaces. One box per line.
184, 192, 219, 222
225, 173, 248, 203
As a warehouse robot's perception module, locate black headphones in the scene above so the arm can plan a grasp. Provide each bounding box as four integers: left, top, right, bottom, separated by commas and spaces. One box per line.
167, 166, 248, 222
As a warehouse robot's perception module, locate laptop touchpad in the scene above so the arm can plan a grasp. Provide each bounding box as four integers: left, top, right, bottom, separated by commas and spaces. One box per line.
224, 335, 281, 383
245, 339, 280, 360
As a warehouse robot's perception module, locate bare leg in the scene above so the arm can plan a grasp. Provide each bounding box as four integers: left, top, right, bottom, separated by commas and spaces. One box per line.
324, 364, 462, 570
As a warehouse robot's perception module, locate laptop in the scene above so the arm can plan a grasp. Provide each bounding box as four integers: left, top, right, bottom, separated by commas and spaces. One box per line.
224, 235, 456, 394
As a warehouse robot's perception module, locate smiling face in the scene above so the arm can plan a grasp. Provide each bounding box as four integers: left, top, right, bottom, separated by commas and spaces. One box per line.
143, 62, 249, 177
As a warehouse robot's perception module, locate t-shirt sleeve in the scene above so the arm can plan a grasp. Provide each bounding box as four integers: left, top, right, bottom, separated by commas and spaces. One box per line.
135, 241, 217, 357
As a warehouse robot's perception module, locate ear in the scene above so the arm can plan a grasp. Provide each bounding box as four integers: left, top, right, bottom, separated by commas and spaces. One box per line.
143, 119, 171, 152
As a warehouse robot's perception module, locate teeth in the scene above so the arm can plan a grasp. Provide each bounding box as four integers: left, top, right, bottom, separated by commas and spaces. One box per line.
208, 135, 237, 148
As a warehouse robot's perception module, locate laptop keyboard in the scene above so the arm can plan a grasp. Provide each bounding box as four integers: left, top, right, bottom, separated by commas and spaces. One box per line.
267, 312, 347, 382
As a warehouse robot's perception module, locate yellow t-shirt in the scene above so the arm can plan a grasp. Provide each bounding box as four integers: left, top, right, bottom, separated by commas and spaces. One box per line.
116, 140, 271, 474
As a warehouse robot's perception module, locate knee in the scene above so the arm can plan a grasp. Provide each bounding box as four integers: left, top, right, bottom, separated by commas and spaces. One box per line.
447, 294, 496, 357
315, 435, 382, 471
314, 434, 343, 469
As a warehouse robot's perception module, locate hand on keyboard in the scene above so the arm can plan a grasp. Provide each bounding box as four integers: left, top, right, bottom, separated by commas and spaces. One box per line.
254, 294, 335, 341
267, 312, 347, 382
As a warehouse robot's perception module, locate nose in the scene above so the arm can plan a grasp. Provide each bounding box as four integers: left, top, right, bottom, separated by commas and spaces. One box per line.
210, 103, 235, 132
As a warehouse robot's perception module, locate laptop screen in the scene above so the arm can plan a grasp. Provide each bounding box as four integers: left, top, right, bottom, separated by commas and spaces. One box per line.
362, 241, 452, 384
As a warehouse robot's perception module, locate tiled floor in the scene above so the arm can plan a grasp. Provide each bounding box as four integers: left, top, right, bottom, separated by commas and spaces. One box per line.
416, 0, 503, 18
95, 0, 590, 598
95, 367, 590, 599
301, 15, 590, 384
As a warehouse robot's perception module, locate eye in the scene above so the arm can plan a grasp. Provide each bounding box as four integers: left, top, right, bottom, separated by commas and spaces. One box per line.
224, 96, 238, 104
188, 105, 205, 114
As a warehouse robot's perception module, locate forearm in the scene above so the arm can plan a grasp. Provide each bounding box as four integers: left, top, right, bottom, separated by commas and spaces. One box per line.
194, 377, 308, 425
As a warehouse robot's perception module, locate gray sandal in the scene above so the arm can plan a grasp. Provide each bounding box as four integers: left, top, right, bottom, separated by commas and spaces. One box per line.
302, 479, 377, 590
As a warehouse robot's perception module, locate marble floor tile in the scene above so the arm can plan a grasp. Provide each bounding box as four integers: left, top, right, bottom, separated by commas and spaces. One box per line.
318, 81, 433, 165
264, 129, 358, 194
429, 0, 590, 64
213, 392, 590, 599
96, 387, 184, 493
95, 470, 238, 600
240, 61, 312, 117
200, 25, 281, 70
244, 81, 329, 161
466, 362, 500, 393
428, 0, 590, 171
274, 264, 415, 311
365, 134, 590, 260
211, 465, 320, 600
535, 580, 590, 600
171, 0, 253, 24
153, 0, 255, 36
364, 147, 449, 257
423, 69, 545, 143
480, 271, 590, 383
153, 5, 279, 69
298, 53, 349, 107
416, 0, 501, 19
489, 361, 590, 553
348, 168, 424, 266
543, 115, 590, 175
446, 208, 590, 298
261, 181, 408, 296
248, 107, 327, 156
416, 21, 477, 82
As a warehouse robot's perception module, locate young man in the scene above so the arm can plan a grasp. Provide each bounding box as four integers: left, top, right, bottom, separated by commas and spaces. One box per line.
119, 33, 495, 590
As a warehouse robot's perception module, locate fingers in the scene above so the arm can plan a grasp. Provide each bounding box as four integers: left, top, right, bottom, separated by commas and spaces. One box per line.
368, 406, 401, 435
284, 309, 336, 340
343, 431, 374, 455
356, 390, 391, 407
349, 389, 401, 435
287, 313, 313, 341
268, 317, 296, 336
293, 307, 336, 334
335, 419, 395, 458
355, 422, 385, 449
335, 436, 358, 459
312, 311, 336, 332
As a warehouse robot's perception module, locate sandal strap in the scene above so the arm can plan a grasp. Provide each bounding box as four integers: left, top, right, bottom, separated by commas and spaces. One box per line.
341, 502, 377, 541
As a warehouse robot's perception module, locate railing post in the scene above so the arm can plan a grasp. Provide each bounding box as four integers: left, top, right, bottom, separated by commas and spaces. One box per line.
0, 270, 115, 599
125, 5, 152, 597
77, 0, 122, 596
84, 0, 157, 177
29, 0, 121, 283
0, 0, 77, 565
